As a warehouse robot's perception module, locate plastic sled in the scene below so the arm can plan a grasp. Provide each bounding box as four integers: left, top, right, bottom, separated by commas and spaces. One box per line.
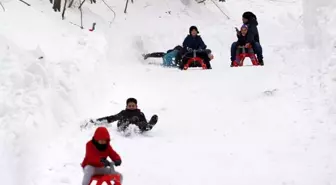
231, 46, 259, 67
89, 174, 121, 185
183, 50, 207, 70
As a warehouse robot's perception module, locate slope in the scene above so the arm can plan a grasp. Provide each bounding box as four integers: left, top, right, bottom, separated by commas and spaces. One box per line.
0, 0, 335, 185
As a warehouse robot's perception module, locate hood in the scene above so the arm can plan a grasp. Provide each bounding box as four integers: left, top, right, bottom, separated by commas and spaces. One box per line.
93, 127, 110, 141
248, 18, 258, 26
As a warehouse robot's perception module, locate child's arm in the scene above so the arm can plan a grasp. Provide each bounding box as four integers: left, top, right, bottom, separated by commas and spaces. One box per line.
108, 145, 122, 163
235, 27, 241, 36
96, 111, 125, 123
198, 36, 207, 49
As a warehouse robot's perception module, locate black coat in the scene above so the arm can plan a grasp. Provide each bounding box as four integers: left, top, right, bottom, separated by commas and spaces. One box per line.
246, 18, 260, 43
237, 34, 248, 46
97, 109, 147, 124
182, 35, 207, 50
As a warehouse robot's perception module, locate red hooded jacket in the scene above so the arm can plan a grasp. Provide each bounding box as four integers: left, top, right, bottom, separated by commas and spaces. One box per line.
81, 127, 121, 168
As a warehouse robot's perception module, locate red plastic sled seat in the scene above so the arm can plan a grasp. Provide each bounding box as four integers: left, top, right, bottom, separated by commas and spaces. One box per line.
183, 57, 207, 70
232, 46, 259, 67
89, 174, 121, 185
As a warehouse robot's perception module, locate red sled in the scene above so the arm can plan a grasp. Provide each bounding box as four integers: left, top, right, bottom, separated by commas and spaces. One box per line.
183, 56, 207, 70
183, 49, 208, 70
89, 174, 121, 185
231, 46, 259, 67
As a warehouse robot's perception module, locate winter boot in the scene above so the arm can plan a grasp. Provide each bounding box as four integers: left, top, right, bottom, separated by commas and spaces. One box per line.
138, 115, 158, 132
143, 54, 150, 60
149, 115, 158, 126
258, 58, 264, 66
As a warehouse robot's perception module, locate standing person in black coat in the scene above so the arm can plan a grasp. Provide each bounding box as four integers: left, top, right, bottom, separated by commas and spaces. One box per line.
91, 98, 158, 132
230, 12, 264, 65
180, 26, 214, 69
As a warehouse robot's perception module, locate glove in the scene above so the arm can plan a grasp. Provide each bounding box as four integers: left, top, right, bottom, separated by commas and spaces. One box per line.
130, 116, 139, 122
100, 158, 111, 167
89, 119, 99, 125
114, 160, 122, 166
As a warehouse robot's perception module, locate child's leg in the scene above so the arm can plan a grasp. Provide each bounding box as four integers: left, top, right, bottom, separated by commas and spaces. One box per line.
94, 164, 124, 184
197, 52, 211, 69
82, 165, 96, 185
137, 115, 158, 132
117, 120, 131, 132
144, 52, 166, 59
230, 42, 238, 62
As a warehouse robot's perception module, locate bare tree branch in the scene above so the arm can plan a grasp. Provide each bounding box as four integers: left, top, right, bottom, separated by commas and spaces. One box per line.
19, 0, 31, 6
78, 0, 86, 9
101, 0, 116, 25
78, 0, 84, 29
62, 0, 67, 19
69, 21, 82, 28
0, 2, 5, 11
124, 0, 129, 13
68, 0, 74, 7
210, 0, 229, 19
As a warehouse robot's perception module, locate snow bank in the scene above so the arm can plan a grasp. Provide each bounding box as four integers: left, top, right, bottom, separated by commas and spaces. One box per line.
0, 2, 113, 184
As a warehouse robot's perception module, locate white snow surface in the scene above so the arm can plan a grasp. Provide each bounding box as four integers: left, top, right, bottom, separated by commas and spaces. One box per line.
0, 0, 335, 185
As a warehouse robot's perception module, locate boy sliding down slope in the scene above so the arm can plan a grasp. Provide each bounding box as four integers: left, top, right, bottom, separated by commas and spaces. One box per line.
180, 26, 214, 69
92, 98, 158, 132
81, 127, 123, 185
143, 45, 184, 67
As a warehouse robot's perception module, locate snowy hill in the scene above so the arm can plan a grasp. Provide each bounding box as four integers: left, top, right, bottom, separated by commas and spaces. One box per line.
0, 0, 336, 185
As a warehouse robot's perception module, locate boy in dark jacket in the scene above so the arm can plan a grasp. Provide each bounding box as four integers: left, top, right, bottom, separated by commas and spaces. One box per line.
81, 127, 123, 185
230, 12, 264, 65
180, 26, 213, 69
95, 98, 158, 132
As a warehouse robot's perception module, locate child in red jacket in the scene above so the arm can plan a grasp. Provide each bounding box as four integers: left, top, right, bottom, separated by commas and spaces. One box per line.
81, 127, 123, 185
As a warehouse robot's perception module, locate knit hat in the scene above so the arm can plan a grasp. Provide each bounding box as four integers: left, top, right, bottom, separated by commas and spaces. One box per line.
241, 24, 248, 29
189, 26, 199, 34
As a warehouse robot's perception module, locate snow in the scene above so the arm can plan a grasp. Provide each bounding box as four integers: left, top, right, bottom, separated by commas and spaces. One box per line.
0, 0, 335, 185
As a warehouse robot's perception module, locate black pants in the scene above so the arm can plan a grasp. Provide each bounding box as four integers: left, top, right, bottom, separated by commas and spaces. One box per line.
146, 51, 182, 65
179, 51, 211, 69
146, 52, 166, 58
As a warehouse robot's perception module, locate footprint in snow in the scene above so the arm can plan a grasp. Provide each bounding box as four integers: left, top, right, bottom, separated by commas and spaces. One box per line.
263, 89, 278, 96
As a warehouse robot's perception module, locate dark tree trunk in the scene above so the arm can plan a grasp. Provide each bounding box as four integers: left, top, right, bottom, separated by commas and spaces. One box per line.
68, 0, 74, 7
79, 0, 84, 29
62, 0, 67, 19
53, 0, 61, 12
124, 0, 129, 13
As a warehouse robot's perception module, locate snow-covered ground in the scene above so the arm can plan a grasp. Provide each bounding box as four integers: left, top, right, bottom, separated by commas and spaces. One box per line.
0, 0, 335, 185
